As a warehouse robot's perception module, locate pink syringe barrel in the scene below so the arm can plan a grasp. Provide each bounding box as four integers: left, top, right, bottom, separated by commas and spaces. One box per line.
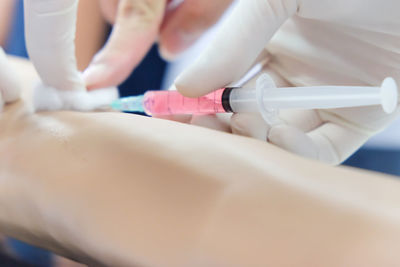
143, 89, 231, 116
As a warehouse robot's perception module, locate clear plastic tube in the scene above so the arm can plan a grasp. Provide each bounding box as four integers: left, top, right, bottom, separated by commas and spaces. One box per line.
230, 83, 394, 111
143, 89, 226, 116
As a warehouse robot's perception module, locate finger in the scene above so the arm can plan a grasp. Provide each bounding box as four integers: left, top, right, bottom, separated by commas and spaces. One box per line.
0, 48, 21, 103
268, 121, 369, 165
310, 106, 400, 164
156, 113, 232, 133
159, 0, 233, 60
279, 109, 323, 133
24, 0, 85, 91
99, 0, 119, 24
190, 114, 232, 132
268, 125, 320, 162
306, 122, 369, 165
84, 0, 166, 90
230, 113, 270, 141
155, 114, 193, 124
230, 109, 324, 161
174, 0, 298, 98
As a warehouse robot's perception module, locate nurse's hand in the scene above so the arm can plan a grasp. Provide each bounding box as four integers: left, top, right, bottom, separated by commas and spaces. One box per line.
173, 0, 400, 165
24, 0, 118, 111
83, 0, 233, 90
0, 48, 21, 111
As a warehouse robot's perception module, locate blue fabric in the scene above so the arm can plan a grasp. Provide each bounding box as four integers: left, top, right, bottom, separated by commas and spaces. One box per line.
4, 0, 28, 58
118, 44, 167, 116
0, 251, 35, 266
118, 44, 167, 97
344, 148, 400, 176
6, 239, 52, 267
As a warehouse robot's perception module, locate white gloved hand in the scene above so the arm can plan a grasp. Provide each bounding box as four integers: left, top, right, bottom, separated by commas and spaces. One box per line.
0, 48, 21, 111
82, 0, 233, 90
174, 0, 400, 165
23, 0, 118, 111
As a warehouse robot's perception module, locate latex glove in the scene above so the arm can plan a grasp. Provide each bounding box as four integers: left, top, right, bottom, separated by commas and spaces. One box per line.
0, 48, 21, 111
174, 0, 400, 165
83, 0, 233, 90
24, 0, 118, 111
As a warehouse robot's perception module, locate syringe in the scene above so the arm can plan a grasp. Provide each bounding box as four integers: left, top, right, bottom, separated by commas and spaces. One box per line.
111, 75, 398, 124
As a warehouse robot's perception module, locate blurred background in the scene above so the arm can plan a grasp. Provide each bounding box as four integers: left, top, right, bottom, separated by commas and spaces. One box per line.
1, 0, 399, 266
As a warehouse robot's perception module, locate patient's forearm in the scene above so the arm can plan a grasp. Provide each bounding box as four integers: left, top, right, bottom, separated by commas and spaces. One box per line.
2, 111, 400, 266
1, 57, 400, 266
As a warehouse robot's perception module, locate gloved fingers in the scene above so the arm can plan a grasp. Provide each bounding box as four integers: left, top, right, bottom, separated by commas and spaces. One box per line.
230, 110, 321, 162
0, 48, 22, 104
33, 84, 119, 112
155, 113, 231, 133
155, 114, 194, 124
318, 105, 400, 134
24, 0, 85, 92
190, 114, 232, 133
99, 0, 119, 24
230, 110, 321, 160
279, 109, 323, 133
174, 0, 298, 98
98, 0, 181, 33
230, 111, 328, 162
306, 122, 369, 165
230, 108, 323, 141
271, 105, 399, 164
268, 124, 320, 161
230, 113, 270, 141
268, 122, 369, 165
159, 0, 234, 60
84, 0, 166, 90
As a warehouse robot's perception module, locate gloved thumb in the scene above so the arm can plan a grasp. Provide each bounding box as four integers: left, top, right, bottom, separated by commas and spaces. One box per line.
267, 125, 320, 161
231, 113, 320, 162
174, 0, 297, 98
231, 113, 270, 141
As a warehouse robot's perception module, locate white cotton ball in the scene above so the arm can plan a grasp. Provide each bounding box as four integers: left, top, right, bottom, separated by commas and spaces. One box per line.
33, 82, 119, 112
59, 90, 97, 111
33, 83, 64, 111
88, 87, 120, 108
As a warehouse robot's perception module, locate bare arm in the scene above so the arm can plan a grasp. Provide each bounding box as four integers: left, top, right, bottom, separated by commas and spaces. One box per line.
0, 0, 15, 46
1, 56, 400, 266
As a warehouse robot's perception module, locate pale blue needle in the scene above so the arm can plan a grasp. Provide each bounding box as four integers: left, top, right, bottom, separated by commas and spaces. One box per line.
111, 95, 145, 113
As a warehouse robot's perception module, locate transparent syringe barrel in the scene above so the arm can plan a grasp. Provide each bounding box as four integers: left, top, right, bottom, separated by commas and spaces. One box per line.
143, 89, 226, 116
229, 86, 384, 112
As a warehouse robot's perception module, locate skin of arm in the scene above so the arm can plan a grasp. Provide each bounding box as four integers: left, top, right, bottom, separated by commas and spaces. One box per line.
0, 0, 15, 46
1, 57, 400, 266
